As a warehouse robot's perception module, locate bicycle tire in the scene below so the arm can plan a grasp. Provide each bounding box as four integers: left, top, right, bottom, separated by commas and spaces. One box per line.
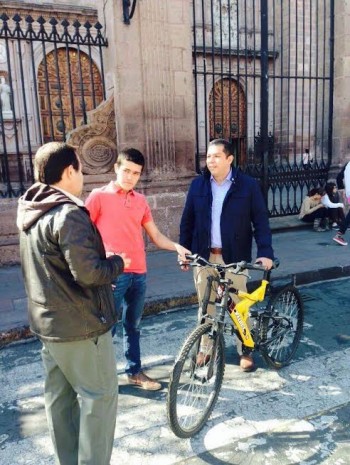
166, 323, 225, 438
260, 285, 304, 369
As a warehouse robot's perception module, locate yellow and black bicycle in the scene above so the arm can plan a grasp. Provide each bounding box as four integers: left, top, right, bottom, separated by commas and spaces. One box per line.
166, 253, 304, 438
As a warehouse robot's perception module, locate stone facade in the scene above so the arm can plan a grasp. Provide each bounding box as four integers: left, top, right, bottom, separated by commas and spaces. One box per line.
67, 95, 118, 174
333, 1, 350, 166
97, 0, 196, 178
0, 199, 21, 265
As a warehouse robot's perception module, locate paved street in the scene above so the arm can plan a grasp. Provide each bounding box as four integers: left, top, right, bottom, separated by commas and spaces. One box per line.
1, 277, 350, 464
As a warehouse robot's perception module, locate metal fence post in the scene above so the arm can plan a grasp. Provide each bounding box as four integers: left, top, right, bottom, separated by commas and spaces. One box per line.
260, 0, 269, 205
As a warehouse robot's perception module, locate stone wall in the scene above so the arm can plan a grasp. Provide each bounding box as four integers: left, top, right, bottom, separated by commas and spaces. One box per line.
0, 198, 21, 266
333, 1, 350, 166
3, 0, 98, 15
99, 0, 196, 178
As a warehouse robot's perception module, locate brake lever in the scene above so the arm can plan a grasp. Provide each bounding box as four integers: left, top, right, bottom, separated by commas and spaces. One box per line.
181, 253, 208, 267
179, 253, 198, 268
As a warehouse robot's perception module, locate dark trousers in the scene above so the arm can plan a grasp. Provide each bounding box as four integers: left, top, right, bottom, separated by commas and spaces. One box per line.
327, 207, 345, 225
339, 210, 350, 235
301, 209, 326, 223
41, 332, 118, 465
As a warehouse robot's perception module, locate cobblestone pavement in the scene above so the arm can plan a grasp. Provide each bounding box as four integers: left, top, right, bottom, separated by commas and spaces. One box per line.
1, 277, 350, 464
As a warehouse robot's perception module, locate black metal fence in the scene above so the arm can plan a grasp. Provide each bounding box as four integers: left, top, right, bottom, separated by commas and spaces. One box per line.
192, 0, 334, 216
0, 13, 107, 198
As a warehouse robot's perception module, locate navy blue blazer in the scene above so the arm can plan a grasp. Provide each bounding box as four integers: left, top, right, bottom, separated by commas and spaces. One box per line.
179, 167, 274, 263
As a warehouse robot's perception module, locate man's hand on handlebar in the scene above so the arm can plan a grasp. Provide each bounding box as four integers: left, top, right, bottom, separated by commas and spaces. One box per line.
178, 253, 278, 273
179, 253, 207, 271
178, 252, 194, 271
255, 257, 273, 270
174, 245, 192, 271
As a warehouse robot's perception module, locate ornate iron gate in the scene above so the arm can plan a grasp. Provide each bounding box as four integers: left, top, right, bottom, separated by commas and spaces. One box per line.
0, 13, 107, 198
193, 0, 334, 216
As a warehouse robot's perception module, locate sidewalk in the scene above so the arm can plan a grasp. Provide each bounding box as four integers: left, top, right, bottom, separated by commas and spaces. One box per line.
1, 217, 350, 346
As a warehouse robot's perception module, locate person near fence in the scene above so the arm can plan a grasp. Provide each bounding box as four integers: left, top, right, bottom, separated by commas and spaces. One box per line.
321, 182, 345, 230
333, 162, 350, 246
16, 142, 129, 465
299, 187, 328, 231
302, 148, 313, 169
179, 138, 274, 372
85, 148, 190, 391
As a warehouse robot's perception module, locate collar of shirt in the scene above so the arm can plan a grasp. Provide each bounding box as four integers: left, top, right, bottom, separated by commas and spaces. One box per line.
52, 186, 84, 207
107, 180, 135, 197
210, 169, 232, 248
210, 169, 233, 186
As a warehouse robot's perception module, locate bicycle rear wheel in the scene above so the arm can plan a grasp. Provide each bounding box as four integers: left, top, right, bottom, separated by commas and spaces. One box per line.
166, 322, 225, 438
260, 285, 304, 369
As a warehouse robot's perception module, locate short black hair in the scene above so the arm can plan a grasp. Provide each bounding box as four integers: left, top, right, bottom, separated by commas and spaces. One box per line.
208, 138, 235, 158
34, 142, 79, 185
325, 182, 336, 197
116, 148, 145, 171
308, 187, 323, 197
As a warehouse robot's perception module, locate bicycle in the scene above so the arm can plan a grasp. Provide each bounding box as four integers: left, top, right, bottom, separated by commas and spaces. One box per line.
166, 253, 304, 438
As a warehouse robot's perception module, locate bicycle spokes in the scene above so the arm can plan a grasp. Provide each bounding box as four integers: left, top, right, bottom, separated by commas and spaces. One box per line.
167, 323, 225, 438
260, 285, 304, 369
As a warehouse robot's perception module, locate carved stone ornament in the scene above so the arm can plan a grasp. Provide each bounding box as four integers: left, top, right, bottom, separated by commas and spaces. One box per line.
67, 95, 117, 174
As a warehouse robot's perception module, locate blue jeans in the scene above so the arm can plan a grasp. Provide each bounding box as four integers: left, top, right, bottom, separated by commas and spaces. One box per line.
112, 273, 147, 375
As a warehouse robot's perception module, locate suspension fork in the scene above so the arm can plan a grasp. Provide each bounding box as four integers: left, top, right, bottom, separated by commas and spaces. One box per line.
199, 275, 215, 324
205, 281, 227, 379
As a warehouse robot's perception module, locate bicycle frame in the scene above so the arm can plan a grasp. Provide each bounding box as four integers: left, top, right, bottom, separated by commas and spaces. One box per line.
228, 279, 269, 348
201, 268, 270, 350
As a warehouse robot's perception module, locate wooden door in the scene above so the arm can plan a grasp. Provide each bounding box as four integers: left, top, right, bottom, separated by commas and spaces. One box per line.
209, 79, 247, 164
38, 48, 103, 142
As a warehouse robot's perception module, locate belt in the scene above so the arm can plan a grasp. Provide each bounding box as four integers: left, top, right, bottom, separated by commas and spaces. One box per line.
210, 247, 222, 254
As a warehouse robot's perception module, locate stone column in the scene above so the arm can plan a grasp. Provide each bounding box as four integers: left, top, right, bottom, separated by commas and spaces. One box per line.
333, 1, 350, 164
99, 0, 196, 179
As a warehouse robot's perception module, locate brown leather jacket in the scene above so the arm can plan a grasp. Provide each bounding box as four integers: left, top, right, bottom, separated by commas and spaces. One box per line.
17, 183, 124, 342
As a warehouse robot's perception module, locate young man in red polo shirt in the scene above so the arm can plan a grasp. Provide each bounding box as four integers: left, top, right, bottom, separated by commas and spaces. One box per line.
85, 148, 190, 391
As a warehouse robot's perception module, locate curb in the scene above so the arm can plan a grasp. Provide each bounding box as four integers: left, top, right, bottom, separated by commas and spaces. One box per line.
2, 265, 350, 349
0, 326, 33, 349
292, 265, 350, 285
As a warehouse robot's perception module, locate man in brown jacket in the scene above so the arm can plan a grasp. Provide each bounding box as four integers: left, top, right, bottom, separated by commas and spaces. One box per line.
17, 142, 129, 465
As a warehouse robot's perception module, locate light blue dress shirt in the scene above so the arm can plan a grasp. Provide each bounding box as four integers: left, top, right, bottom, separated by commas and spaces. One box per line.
210, 170, 232, 248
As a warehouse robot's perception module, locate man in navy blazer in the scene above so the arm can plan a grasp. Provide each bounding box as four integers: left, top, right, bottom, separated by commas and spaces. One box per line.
180, 138, 274, 372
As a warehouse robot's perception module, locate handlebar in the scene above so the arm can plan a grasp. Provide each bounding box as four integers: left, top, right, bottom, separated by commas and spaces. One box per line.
182, 253, 279, 274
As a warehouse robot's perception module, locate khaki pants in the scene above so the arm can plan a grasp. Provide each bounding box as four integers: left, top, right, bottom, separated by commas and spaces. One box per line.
194, 252, 249, 355
41, 331, 118, 465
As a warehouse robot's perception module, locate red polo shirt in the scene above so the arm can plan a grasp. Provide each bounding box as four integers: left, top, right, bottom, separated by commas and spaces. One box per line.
85, 181, 153, 273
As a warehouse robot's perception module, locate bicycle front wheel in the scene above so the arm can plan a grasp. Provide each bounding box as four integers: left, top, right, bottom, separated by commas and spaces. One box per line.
166, 323, 225, 438
260, 285, 304, 369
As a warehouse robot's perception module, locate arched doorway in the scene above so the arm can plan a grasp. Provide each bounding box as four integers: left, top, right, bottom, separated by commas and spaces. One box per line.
37, 48, 104, 142
209, 78, 247, 165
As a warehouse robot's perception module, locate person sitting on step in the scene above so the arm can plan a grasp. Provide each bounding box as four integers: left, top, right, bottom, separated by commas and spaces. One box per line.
321, 182, 345, 230
299, 187, 327, 231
